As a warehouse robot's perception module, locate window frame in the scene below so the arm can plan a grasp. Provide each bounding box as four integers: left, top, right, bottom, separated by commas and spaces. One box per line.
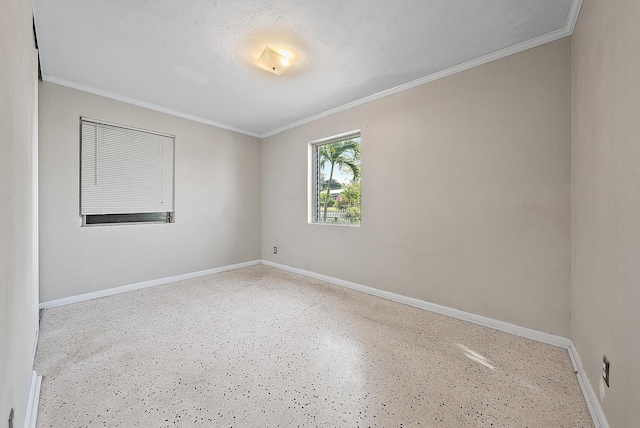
308, 130, 361, 227
79, 117, 176, 227
82, 212, 174, 227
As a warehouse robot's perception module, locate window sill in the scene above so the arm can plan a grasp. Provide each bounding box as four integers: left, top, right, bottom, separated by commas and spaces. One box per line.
308, 221, 360, 228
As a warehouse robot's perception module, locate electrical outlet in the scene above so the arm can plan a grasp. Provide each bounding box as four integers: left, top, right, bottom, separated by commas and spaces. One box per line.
273, 246, 277, 254
603, 355, 610, 387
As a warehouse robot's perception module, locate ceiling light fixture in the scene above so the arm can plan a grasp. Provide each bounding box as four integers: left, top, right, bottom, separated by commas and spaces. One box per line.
254, 47, 294, 75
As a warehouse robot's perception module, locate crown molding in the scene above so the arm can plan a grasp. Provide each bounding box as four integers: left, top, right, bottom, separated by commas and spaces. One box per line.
40, 0, 582, 140
261, 0, 583, 138
41, 76, 262, 138
566, 0, 584, 34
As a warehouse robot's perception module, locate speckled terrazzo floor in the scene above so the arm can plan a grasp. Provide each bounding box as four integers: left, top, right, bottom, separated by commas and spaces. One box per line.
34, 265, 593, 427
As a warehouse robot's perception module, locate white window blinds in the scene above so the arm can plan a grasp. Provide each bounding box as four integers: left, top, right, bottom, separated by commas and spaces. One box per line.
80, 118, 175, 215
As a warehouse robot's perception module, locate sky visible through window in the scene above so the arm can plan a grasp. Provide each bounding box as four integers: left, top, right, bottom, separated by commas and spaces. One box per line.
315, 136, 361, 225
321, 163, 350, 183
319, 137, 361, 185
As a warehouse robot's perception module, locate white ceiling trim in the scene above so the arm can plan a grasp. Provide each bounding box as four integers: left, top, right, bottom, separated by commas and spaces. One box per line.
565, 0, 584, 33
41, 0, 582, 141
262, 0, 583, 138
41, 75, 262, 138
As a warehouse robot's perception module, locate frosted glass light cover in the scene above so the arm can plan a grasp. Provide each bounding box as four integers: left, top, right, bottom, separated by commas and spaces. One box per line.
253, 47, 292, 75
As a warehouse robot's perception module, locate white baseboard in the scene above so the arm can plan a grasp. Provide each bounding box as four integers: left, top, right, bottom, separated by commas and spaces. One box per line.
567, 343, 610, 428
39, 260, 261, 309
32, 327, 39, 364
261, 260, 570, 347
26, 324, 40, 428
24, 370, 42, 428
35, 258, 607, 427
260, 259, 609, 428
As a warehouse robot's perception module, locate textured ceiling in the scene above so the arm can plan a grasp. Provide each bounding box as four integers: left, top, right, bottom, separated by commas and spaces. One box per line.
34, 0, 581, 137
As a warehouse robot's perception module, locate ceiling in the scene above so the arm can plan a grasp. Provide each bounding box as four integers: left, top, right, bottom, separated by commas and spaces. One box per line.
34, 0, 581, 138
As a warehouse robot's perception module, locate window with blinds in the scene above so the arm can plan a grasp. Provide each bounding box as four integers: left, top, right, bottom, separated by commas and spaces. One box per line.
80, 118, 175, 226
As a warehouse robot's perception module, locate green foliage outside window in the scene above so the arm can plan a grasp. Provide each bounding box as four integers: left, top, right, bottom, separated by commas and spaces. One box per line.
316, 137, 361, 224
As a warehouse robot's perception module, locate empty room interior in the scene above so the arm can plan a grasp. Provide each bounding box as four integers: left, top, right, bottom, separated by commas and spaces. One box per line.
2, 0, 639, 426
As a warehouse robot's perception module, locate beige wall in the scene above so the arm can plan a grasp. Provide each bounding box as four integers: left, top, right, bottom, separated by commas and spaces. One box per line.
572, 1, 640, 426
0, 0, 40, 426
39, 83, 262, 301
34, 7, 640, 425
262, 38, 572, 336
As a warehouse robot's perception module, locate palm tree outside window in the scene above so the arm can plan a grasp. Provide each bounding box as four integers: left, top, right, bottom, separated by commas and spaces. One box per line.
312, 135, 361, 225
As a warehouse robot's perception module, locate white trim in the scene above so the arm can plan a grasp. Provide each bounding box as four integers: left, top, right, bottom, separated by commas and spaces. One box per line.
308, 130, 362, 227
31, 328, 39, 367
261, 260, 571, 347
24, 371, 42, 428
262, 31, 570, 138
566, 0, 584, 34
567, 343, 610, 428
308, 222, 360, 228
39, 260, 261, 309
40, 1, 582, 140
40, 76, 261, 138
260, 0, 583, 138
309, 129, 362, 145
32, 46, 40, 365
307, 142, 314, 224
260, 260, 607, 428
33, 256, 607, 427
32, 1, 44, 77
81, 116, 175, 138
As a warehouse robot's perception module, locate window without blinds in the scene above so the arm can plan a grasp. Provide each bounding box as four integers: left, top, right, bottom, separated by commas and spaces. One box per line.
80, 118, 175, 225
310, 132, 361, 226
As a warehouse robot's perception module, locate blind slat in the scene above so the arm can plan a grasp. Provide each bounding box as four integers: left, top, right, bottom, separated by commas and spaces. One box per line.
80, 119, 175, 215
